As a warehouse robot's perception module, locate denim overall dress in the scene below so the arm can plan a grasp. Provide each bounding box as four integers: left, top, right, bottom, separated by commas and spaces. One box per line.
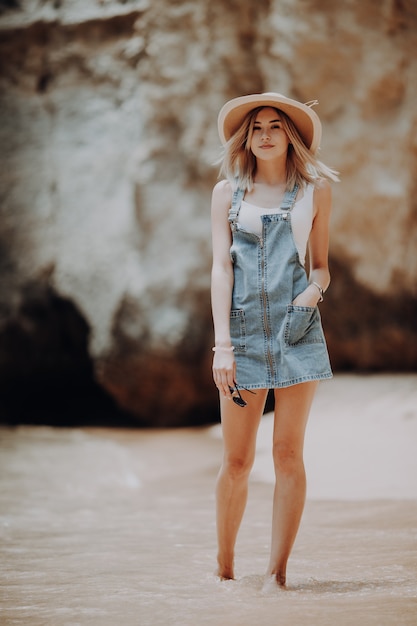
228, 184, 332, 389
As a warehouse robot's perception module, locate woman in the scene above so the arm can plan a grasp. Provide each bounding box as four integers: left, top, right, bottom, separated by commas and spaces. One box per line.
211, 92, 338, 590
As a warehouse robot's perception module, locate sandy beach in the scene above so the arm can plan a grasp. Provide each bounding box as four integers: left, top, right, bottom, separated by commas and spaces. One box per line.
0, 374, 416, 625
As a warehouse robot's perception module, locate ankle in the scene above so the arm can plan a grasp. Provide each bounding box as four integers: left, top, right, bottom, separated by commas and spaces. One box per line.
261, 573, 287, 595
217, 556, 234, 580
267, 570, 286, 587
217, 569, 234, 581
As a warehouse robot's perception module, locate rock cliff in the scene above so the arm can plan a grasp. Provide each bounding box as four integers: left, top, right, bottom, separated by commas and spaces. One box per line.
0, 0, 416, 425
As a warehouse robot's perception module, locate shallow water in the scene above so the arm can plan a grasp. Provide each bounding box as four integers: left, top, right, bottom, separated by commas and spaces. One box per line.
1, 375, 417, 625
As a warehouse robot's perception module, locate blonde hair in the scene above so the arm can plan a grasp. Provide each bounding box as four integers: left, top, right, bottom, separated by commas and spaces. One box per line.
218, 107, 339, 191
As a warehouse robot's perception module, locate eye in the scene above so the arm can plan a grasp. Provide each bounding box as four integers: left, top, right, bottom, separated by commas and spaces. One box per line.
271, 124, 281, 129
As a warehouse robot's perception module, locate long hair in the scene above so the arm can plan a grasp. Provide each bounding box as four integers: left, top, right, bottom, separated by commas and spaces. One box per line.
218, 106, 339, 191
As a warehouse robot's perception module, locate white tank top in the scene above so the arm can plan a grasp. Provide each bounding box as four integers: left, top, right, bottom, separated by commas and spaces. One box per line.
238, 184, 314, 266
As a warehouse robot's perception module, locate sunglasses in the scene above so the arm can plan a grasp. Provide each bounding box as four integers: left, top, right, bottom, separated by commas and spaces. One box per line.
228, 384, 256, 407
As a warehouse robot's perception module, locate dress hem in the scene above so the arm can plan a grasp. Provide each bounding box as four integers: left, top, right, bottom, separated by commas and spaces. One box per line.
236, 372, 333, 390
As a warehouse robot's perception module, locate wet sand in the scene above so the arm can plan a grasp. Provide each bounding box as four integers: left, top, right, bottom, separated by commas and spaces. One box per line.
0, 374, 416, 625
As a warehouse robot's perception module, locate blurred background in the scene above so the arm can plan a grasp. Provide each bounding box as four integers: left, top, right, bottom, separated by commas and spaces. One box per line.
0, 0, 416, 427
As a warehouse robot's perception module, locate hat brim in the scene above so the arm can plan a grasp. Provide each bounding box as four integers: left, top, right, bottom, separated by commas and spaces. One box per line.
217, 92, 322, 153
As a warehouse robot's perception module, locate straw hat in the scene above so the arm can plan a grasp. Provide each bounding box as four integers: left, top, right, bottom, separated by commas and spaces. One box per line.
217, 92, 322, 153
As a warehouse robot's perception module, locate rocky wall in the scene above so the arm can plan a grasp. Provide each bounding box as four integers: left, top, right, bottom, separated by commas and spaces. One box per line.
0, 0, 416, 426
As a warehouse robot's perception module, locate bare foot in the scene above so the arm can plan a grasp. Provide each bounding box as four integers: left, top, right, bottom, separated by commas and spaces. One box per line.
216, 568, 234, 581
261, 574, 287, 594
216, 556, 234, 581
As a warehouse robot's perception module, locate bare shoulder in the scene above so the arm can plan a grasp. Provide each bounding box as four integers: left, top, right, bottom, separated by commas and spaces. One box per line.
212, 179, 233, 208
211, 180, 233, 249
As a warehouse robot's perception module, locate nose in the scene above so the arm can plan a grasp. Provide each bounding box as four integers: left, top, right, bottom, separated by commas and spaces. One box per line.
261, 130, 270, 141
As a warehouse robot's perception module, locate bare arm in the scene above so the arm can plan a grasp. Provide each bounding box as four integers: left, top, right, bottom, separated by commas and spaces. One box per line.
211, 180, 236, 398
293, 178, 332, 307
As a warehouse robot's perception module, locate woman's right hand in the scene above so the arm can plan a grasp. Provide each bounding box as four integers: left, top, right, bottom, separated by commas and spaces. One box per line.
212, 348, 236, 400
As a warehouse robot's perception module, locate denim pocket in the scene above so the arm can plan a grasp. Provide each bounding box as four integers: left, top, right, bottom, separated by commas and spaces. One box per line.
284, 305, 324, 346
230, 309, 246, 352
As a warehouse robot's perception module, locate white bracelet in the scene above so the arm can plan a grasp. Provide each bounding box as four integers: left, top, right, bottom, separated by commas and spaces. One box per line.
212, 346, 235, 352
311, 281, 324, 302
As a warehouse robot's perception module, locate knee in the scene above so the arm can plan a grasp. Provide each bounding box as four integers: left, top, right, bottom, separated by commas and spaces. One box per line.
223, 454, 253, 481
272, 440, 302, 476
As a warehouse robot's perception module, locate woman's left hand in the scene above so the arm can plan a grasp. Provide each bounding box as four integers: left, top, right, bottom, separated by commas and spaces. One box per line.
292, 284, 321, 307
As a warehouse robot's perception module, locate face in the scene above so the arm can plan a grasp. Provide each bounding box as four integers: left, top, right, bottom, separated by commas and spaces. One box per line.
249, 107, 290, 160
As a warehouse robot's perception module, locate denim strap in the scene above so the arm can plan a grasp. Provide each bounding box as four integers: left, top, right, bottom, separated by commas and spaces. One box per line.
228, 187, 245, 230
280, 184, 299, 210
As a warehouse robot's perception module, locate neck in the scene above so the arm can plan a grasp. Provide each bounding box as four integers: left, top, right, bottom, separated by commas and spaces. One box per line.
254, 157, 287, 186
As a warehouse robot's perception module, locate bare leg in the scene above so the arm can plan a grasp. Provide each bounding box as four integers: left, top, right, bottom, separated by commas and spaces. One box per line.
264, 381, 318, 589
216, 388, 268, 579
